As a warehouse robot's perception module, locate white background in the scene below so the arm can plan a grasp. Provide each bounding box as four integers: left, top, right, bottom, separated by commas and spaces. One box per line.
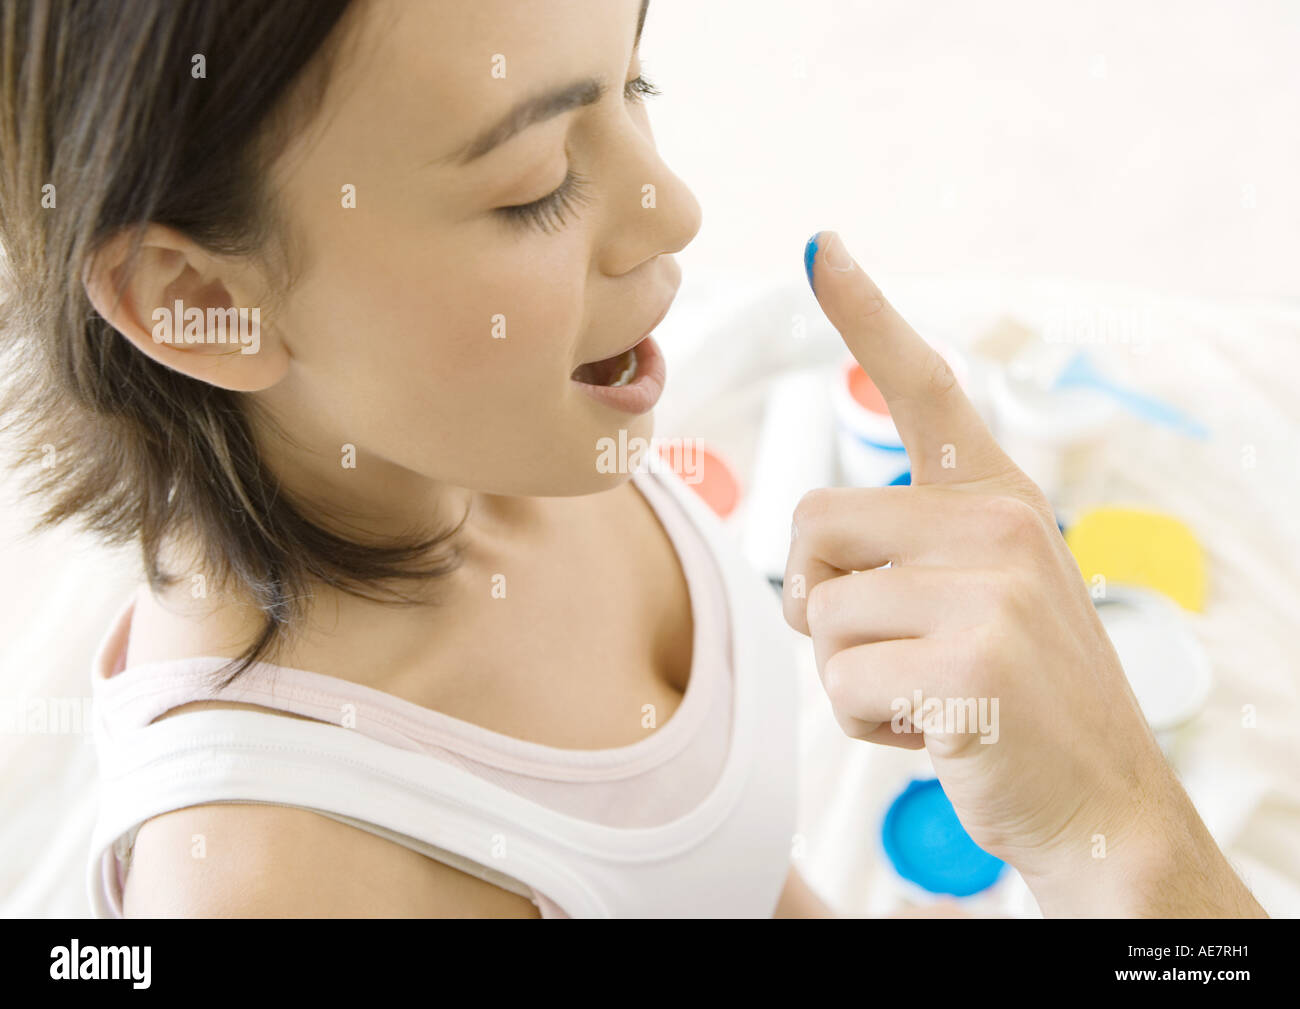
645, 0, 1300, 300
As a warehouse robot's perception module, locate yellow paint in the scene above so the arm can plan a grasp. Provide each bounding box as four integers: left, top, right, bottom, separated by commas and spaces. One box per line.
1065, 507, 1206, 611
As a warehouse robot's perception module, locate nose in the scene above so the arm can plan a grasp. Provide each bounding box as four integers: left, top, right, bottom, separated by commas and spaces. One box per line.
596, 124, 702, 276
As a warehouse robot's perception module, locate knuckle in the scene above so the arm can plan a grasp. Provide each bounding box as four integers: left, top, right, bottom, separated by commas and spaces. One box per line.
848, 278, 887, 322
833, 709, 872, 742
988, 570, 1035, 622
925, 347, 959, 400
792, 487, 833, 532
981, 494, 1045, 545
804, 578, 836, 629
821, 649, 854, 709
1009, 477, 1056, 522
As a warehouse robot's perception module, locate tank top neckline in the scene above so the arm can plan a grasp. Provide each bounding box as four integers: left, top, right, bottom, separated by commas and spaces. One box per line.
93, 468, 718, 771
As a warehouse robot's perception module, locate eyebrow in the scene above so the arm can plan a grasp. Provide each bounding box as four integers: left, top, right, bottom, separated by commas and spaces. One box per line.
441, 0, 651, 166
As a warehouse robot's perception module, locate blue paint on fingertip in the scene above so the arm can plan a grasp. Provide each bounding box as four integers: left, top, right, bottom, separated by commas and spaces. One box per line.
803, 233, 820, 293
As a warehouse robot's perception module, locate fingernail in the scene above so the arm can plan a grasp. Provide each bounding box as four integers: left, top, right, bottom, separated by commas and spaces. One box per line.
822, 231, 856, 272
803, 232, 821, 292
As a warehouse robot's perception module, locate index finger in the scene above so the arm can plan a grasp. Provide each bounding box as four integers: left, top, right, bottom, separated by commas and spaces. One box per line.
804, 230, 1016, 485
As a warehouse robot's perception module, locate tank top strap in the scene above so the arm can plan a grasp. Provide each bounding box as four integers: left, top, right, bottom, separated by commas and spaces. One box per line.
87, 706, 604, 917
93, 652, 432, 753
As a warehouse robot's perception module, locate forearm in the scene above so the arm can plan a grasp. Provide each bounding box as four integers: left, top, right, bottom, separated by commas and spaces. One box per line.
1020, 765, 1269, 918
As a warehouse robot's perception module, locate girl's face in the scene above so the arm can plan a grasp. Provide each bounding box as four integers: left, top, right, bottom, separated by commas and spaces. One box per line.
253, 0, 701, 512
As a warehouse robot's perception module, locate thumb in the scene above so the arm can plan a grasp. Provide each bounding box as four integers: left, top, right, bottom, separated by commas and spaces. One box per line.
804, 229, 1014, 485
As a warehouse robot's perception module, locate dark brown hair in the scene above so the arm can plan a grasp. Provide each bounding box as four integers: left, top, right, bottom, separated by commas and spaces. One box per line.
0, 0, 465, 688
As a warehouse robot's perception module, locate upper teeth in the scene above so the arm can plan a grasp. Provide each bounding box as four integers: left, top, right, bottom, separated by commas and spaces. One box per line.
609, 350, 638, 387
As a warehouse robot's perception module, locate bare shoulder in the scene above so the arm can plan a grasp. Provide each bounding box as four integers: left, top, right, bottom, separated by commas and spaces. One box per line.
122, 701, 541, 918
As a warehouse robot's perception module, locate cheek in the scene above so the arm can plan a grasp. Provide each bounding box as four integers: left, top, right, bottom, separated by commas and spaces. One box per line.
388, 246, 586, 417
281, 233, 618, 486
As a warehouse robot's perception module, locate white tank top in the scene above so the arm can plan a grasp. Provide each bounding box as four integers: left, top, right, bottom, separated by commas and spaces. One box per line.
85, 466, 801, 917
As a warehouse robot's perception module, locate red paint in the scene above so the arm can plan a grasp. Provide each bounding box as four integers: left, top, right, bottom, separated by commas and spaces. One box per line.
847, 363, 890, 416
657, 442, 741, 519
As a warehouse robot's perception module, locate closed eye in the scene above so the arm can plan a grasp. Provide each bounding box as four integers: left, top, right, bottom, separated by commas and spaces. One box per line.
497, 168, 593, 234
496, 73, 663, 234
624, 71, 661, 103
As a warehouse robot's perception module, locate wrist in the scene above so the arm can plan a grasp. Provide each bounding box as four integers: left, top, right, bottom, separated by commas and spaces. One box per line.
1019, 758, 1266, 918
1020, 801, 1178, 917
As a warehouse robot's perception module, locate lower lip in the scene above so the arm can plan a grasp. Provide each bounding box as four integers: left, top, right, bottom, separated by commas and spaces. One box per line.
571, 335, 666, 415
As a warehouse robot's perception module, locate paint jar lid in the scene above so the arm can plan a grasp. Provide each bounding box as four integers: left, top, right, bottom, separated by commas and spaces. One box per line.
831, 357, 904, 448
988, 364, 1117, 443
881, 778, 1005, 897
656, 441, 741, 519
1094, 585, 1212, 733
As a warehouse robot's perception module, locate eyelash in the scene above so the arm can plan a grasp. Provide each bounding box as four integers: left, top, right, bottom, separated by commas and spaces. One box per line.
497, 73, 662, 234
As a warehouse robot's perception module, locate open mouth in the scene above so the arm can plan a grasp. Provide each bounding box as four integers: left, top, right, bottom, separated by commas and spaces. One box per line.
568, 334, 666, 415
570, 343, 640, 387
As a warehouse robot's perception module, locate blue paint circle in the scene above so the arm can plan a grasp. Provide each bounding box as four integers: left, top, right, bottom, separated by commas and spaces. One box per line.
881, 778, 1005, 897
887, 469, 912, 485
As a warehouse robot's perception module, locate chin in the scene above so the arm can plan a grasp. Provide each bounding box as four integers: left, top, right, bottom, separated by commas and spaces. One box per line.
541, 410, 660, 497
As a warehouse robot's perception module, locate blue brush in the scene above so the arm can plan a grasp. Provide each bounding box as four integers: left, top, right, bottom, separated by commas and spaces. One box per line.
1052, 351, 1209, 440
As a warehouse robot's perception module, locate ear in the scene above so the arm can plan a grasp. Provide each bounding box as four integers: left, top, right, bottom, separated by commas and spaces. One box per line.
82, 224, 291, 392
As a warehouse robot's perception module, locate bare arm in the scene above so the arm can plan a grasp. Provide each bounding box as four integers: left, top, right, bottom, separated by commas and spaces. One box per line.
123, 800, 542, 917
772, 863, 837, 918
124, 701, 541, 918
